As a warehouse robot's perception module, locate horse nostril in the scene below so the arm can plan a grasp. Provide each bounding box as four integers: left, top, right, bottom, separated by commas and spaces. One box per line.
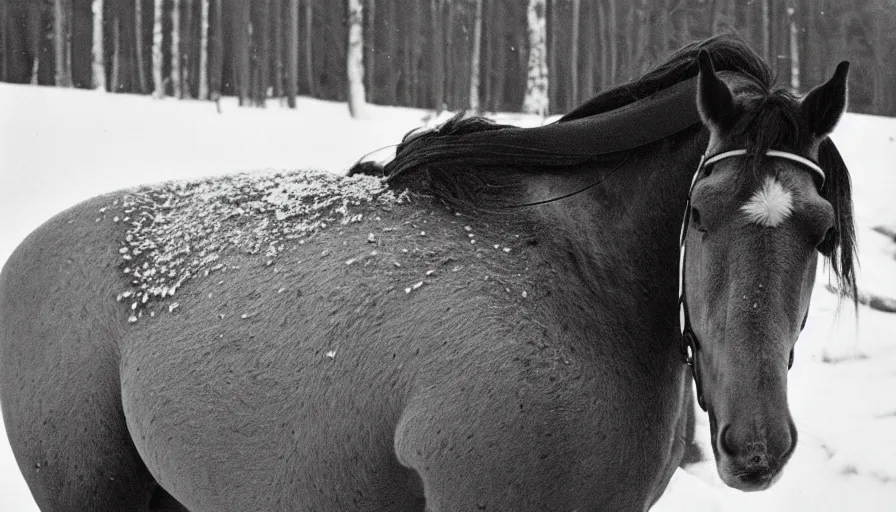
719, 424, 736, 456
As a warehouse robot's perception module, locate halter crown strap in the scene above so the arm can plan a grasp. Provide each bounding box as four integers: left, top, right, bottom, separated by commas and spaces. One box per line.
703, 149, 826, 188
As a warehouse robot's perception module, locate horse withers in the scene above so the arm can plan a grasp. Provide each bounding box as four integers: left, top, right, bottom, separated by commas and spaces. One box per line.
0, 36, 855, 511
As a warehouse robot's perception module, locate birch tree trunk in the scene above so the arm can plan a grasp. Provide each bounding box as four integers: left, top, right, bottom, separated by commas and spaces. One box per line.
135, 0, 147, 93
469, 0, 483, 114
346, 0, 366, 118
171, 0, 182, 98
787, 5, 799, 91
287, 0, 298, 107
153, 0, 164, 97
523, 0, 549, 116
91, 0, 105, 90
199, 0, 209, 99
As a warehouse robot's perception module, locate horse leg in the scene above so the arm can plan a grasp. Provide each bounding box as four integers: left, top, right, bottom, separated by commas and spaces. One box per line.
0, 205, 188, 512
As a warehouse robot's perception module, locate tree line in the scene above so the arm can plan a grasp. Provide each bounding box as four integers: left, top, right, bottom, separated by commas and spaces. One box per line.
0, 0, 894, 118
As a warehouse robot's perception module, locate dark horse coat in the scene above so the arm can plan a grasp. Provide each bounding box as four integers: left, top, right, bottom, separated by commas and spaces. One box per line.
0, 35, 854, 511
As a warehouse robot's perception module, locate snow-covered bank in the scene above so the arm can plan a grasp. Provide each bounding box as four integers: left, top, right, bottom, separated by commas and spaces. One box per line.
2, 83, 895, 511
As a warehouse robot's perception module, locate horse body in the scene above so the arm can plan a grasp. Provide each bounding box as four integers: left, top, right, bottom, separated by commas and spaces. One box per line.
1, 35, 855, 511
2, 136, 697, 511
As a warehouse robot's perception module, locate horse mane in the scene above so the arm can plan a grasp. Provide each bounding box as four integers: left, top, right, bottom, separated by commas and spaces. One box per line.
817, 138, 858, 307
558, 34, 772, 122
357, 33, 856, 306
374, 34, 776, 194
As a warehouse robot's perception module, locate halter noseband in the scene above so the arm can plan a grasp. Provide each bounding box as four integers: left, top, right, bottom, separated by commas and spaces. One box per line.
678, 149, 824, 411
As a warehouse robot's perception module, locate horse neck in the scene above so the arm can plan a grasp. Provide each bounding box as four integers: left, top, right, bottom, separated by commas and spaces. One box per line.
528, 126, 707, 358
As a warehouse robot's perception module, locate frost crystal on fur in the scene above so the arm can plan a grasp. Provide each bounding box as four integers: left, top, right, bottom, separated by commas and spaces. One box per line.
741, 177, 794, 227
104, 169, 406, 322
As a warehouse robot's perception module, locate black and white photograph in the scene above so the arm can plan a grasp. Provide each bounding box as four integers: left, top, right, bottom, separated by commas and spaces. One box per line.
1, 0, 895, 510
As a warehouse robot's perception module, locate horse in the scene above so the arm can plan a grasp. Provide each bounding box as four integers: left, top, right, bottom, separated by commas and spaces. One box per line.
0, 35, 856, 511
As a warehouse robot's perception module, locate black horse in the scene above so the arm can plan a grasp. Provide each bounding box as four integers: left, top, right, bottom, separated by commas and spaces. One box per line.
1, 35, 855, 511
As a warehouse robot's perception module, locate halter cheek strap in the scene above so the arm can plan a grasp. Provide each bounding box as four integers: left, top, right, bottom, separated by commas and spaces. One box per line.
679, 149, 824, 411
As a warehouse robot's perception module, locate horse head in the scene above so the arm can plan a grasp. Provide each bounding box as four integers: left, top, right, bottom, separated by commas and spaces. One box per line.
681, 50, 853, 491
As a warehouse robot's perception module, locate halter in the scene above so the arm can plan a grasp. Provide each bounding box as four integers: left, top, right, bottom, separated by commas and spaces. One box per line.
678, 149, 825, 411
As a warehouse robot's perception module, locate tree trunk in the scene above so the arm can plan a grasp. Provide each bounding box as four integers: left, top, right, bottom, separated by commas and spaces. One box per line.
91, 0, 105, 90
632, 0, 648, 76
287, 0, 298, 107
54, 0, 72, 87
760, 0, 770, 62
28, 1, 41, 85
444, 1, 454, 108
469, 0, 483, 113
346, 0, 366, 117
547, 0, 557, 111
171, 0, 181, 98
597, 0, 607, 91
153, 0, 164, 97
365, 0, 374, 94
787, 3, 799, 91
0, 0, 6, 82
111, 14, 121, 91
199, 0, 209, 98
304, 0, 314, 96
431, 0, 445, 111
135, 0, 148, 92
607, 0, 616, 85
272, 0, 282, 98
234, 0, 250, 105
661, 0, 673, 53
400, 3, 412, 106
482, 0, 494, 110
523, 0, 548, 115
259, 0, 271, 106
582, 2, 594, 99
182, 0, 193, 98
570, 0, 579, 105
677, 6, 691, 49
210, 0, 223, 100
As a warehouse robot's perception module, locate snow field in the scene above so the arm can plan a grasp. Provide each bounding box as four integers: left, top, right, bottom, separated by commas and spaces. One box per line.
1, 83, 895, 511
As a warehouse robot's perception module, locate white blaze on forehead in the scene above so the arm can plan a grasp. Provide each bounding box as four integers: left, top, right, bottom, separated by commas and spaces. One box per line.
741, 177, 794, 227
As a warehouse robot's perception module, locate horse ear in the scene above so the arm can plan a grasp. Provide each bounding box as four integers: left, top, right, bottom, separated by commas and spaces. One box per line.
801, 61, 850, 138
696, 49, 736, 131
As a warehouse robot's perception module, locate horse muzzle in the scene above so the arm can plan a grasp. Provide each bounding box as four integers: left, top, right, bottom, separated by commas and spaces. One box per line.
713, 415, 798, 491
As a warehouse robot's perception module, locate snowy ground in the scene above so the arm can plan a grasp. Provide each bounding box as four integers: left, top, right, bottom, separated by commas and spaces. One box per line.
1, 83, 895, 511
